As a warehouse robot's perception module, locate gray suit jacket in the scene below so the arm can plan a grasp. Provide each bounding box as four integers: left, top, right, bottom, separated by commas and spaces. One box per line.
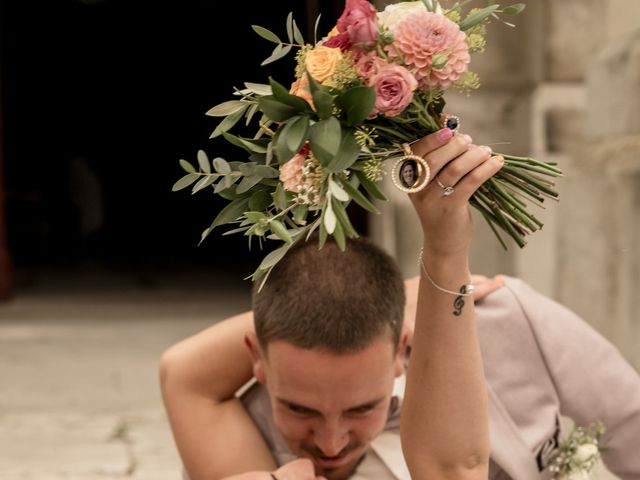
242, 276, 640, 479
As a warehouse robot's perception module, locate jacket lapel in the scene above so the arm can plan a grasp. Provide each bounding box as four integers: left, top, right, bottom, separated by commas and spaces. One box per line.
487, 384, 541, 480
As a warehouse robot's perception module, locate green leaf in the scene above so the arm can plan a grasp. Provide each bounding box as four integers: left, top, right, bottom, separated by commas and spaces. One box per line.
286, 11, 294, 44
257, 96, 301, 122
244, 82, 272, 96
179, 159, 196, 174
327, 130, 361, 173
258, 243, 292, 270
192, 175, 216, 194
239, 163, 257, 176
236, 174, 263, 194
292, 18, 305, 45
244, 211, 268, 223
261, 43, 293, 66
332, 217, 346, 250
338, 86, 376, 126
273, 183, 289, 210
276, 116, 309, 162
293, 204, 308, 224
251, 25, 281, 44
210, 197, 250, 230
171, 173, 200, 192
324, 195, 337, 234
197, 150, 211, 174
270, 219, 293, 244
249, 190, 272, 211
502, 3, 526, 15
210, 106, 247, 139
328, 178, 349, 202
339, 176, 380, 213
206, 100, 248, 117
313, 14, 322, 44
318, 221, 328, 249
212, 157, 231, 174
460, 4, 500, 30
254, 165, 280, 178
356, 171, 387, 201
332, 198, 358, 238
269, 77, 313, 112
309, 117, 341, 166
307, 73, 335, 120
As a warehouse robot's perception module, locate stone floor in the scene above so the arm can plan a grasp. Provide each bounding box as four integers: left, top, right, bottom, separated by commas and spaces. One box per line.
0, 267, 252, 480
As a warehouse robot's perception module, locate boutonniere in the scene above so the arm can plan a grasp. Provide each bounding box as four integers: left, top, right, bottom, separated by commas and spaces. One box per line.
550, 422, 606, 480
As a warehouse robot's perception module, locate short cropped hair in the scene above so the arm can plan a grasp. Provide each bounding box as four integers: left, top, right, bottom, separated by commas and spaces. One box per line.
252, 236, 405, 355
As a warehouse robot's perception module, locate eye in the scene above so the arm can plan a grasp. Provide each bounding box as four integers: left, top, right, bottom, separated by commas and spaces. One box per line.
347, 405, 375, 416
286, 404, 314, 415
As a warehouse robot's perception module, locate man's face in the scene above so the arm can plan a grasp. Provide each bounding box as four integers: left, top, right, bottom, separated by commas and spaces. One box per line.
249, 334, 404, 480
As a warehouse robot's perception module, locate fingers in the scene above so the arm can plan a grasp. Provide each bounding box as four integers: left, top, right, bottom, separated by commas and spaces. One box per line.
436, 145, 493, 188
452, 154, 504, 200
470, 274, 504, 302
410, 128, 456, 157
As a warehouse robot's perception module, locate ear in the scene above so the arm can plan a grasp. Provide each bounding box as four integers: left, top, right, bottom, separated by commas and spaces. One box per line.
244, 332, 267, 384
393, 328, 410, 377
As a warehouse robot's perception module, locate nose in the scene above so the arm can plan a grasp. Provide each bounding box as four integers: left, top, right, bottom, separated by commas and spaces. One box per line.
313, 419, 350, 457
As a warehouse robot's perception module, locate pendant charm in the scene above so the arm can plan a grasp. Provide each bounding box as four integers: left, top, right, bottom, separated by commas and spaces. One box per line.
391, 144, 431, 194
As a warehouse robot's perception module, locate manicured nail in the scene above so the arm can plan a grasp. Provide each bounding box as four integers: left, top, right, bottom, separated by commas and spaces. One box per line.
481, 145, 493, 154
438, 128, 453, 141
462, 134, 472, 143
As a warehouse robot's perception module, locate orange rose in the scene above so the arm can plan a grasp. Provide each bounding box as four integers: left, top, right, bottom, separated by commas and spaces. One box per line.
304, 46, 343, 84
290, 75, 314, 108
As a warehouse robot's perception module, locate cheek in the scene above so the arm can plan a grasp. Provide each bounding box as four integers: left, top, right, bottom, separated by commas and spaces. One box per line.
273, 411, 312, 442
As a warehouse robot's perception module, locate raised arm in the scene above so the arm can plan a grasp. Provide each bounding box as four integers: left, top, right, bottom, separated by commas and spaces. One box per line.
400, 131, 502, 479
159, 311, 277, 479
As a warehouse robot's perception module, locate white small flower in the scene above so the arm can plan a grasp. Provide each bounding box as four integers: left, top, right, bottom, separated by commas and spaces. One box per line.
378, 1, 443, 30
575, 443, 599, 463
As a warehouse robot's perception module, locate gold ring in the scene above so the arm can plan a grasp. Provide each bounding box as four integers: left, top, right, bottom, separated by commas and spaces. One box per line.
435, 177, 455, 196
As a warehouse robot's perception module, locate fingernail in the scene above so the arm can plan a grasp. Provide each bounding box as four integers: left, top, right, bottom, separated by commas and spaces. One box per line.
462, 134, 472, 144
481, 145, 493, 154
438, 128, 453, 142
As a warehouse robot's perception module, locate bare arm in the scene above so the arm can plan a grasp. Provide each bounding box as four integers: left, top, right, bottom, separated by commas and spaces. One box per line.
400, 132, 501, 479
159, 312, 277, 479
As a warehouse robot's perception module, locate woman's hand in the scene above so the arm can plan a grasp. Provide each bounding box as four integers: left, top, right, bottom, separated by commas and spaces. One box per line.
407, 129, 504, 258
273, 459, 327, 480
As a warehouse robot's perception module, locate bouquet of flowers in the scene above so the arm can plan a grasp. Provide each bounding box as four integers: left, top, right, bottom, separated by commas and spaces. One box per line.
173, 0, 562, 287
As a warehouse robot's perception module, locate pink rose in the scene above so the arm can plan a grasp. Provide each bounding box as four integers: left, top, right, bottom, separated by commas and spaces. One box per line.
336, 0, 378, 48
372, 64, 417, 117
279, 152, 306, 193
355, 52, 387, 86
323, 31, 351, 51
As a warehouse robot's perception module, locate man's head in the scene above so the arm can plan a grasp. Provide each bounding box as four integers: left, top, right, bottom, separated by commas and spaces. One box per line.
246, 237, 407, 479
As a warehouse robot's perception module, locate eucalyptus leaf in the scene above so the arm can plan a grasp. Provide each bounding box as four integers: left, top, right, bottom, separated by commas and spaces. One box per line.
309, 117, 341, 166
213, 157, 231, 174
244, 211, 268, 223
292, 18, 305, 45
197, 150, 211, 174
332, 198, 358, 238
339, 176, 380, 213
254, 165, 279, 178
206, 100, 248, 117
313, 14, 322, 44
332, 218, 346, 251
179, 159, 196, 174
258, 243, 292, 270
460, 4, 500, 30
210, 106, 247, 139
244, 82, 272, 96
171, 173, 200, 192
285, 116, 309, 154
286, 11, 294, 44
329, 179, 349, 202
210, 197, 250, 229
192, 175, 216, 194
323, 195, 337, 234
251, 25, 282, 44
270, 219, 293, 244
292, 204, 308, 224
261, 43, 293, 66
274, 183, 289, 210
249, 190, 272, 211
502, 3, 526, 15
239, 162, 257, 176
356, 171, 387, 201
236, 174, 263, 194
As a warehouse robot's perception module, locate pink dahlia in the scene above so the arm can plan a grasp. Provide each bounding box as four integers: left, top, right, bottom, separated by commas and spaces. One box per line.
388, 11, 470, 90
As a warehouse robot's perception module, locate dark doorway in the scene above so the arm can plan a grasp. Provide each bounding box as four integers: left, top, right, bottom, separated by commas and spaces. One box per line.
1, 0, 344, 288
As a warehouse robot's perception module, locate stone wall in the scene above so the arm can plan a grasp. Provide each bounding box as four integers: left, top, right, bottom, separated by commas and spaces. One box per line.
370, 0, 640, 370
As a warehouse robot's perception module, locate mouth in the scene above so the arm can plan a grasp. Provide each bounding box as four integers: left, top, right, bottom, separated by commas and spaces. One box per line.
309, 450, 353, 469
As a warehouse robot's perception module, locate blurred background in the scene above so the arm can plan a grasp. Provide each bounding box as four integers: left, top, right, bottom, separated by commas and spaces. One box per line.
0, 0, 638, 478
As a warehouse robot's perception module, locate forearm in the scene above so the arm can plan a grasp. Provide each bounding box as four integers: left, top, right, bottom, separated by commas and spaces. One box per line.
401, 251, 489, 478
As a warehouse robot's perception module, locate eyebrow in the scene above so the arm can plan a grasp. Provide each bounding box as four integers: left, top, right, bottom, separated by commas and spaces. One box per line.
276, 396, 386, 414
